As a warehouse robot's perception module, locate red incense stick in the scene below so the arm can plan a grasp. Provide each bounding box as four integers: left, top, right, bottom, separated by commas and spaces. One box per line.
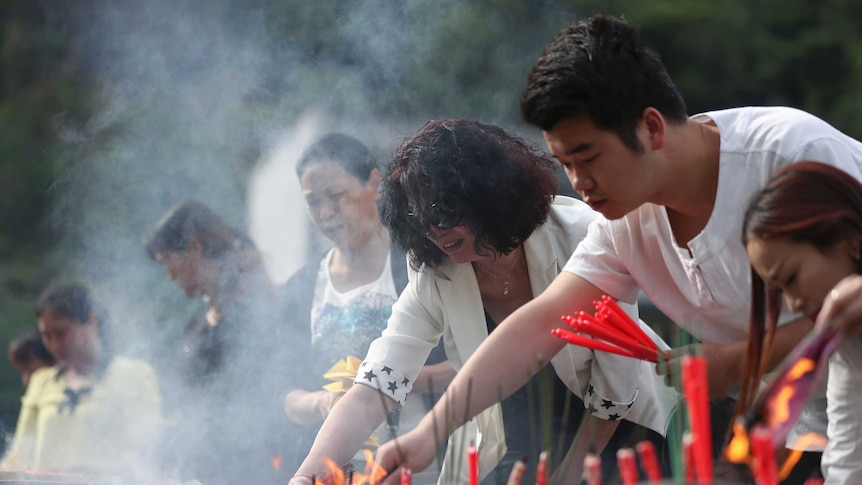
617, 448, 639, 485
573, 315, 659, 361
552, 328, 641, 359
536, 451, 549, 485
598, 295, 660, 351
682, 432, 696, 483
752, 426, 777, 485
400, 468, 412, 485
681, 355, 713, 484
583, 453, 602, 485
505, 457, 527, 485
468, 441, 478, 485
636, 440, 663, 483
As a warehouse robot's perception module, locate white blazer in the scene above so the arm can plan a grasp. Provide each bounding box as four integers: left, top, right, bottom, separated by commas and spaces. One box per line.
359, 196, 679, 481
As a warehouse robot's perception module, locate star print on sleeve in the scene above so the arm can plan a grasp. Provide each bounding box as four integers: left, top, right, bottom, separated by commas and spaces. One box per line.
583, 378, 638, 421
354, 361, 412, 406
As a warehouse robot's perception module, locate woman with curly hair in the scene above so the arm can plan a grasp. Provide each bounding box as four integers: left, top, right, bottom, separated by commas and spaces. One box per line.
290, 120, 675, 484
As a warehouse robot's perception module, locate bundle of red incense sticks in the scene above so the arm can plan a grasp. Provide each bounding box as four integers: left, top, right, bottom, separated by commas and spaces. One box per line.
552, 295, 662, 362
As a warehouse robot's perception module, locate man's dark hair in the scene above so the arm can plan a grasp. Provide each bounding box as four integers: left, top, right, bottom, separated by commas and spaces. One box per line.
521, 14, 688, 152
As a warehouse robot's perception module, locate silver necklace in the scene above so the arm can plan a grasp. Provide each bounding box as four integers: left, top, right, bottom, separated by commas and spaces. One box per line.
474, 246, 521, 296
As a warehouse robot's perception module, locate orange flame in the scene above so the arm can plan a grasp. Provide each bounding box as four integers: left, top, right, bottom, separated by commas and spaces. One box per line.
777, 433, 829, 480
767, 358, 815, 426
314, 450, 390, 485
272, 454, 282, 471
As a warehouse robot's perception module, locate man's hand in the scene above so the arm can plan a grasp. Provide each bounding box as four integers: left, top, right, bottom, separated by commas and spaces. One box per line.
658, 342, 743, 400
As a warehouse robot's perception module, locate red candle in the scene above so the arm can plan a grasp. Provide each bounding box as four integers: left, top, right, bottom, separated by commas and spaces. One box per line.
584, 453, 602, 485
636, 440, 663, 483
682, 432, 696, 483
505, 457, 527, 485
468, 441, 479, 485
536, 451, 549, 485
681, 355, 713, 483
752, 426, 777, 485
599, 295, 659, 351
552, 328, 640, 360
400, 468, 412, 485
617, 448, 639, 485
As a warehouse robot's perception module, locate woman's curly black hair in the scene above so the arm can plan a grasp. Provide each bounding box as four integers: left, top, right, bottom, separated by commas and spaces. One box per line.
379, 119, 558, 269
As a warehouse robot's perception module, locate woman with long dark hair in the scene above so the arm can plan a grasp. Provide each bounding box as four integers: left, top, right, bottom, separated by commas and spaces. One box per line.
742, 161, 862, 484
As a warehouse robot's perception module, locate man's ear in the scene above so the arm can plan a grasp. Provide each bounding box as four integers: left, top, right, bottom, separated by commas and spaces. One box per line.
642, 107, 666, 151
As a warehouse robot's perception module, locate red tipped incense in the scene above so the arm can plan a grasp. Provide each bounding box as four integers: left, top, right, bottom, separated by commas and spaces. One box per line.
468, 441, 478, 485
505, 457, 527, 485
617, 448, 639, 485
681, 355, 713, 484
575, 316, 658, 361
752, 426, 777, 485
682, 432, 696, 483
401, 468, 412, 485
598, 295, 660, 351
583, 453, 602, 485
552, 328, 640, 360
536, 451, 549, 485
635, 440, 663, 482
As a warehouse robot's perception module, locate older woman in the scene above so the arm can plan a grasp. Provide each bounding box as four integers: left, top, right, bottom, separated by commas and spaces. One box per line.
0, 283, 162, 477
290, 120, 676, 484
281, 134, 451, 482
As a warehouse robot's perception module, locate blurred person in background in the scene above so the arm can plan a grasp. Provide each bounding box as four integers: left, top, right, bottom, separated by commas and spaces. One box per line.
7, 328, 55, 387
0, 283, 162, 478
145, 200, 289, 485
281, 133, 452, 483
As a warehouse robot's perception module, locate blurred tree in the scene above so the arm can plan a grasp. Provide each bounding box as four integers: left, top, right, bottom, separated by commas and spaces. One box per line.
0, 0, 97, 432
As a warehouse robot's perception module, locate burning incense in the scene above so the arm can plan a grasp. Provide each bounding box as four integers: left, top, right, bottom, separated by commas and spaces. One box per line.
635, 440, 663, 483
536, 451, 549, 485
681, 354, 713, 484
583, 453, 602, 485
468, 441, 478, 485
617, 448, 638, 485
505, 457, 527, 485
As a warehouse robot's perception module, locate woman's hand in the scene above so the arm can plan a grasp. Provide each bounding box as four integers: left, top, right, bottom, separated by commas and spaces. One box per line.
375, 423, 438, 485
284, 389, 336, 425
816, 275, 862, 336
